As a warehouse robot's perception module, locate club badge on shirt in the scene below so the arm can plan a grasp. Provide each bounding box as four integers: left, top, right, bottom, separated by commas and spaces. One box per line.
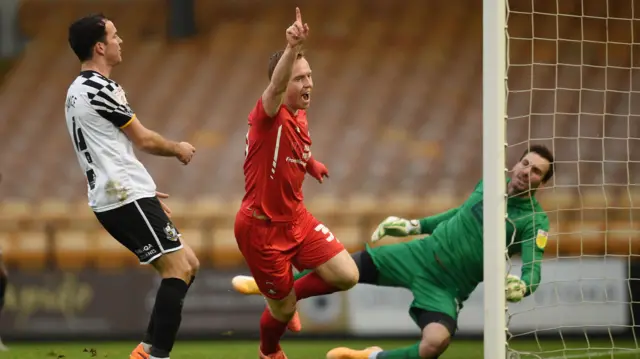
113, 86, 128, 104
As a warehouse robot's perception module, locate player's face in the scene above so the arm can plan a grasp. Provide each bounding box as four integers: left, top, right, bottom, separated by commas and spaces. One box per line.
98, 20, 123, 66
509, 152, 550, 194
285, 58, 313, 110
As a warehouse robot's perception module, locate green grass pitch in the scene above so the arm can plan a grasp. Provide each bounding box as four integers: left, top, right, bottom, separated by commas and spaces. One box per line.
1, 339, 640, 359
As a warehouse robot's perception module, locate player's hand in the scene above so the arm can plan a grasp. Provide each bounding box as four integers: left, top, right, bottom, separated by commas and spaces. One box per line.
156, 191, 172, 218
176, 142, 196, 165
286, 7, 309, 48
505, 274, 527, 302
307, 157, 329, 183
371, 216, 422, 242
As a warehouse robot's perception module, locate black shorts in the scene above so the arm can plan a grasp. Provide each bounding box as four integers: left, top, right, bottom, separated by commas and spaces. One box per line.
94, 196, 183, 264
410, 307, 457, 336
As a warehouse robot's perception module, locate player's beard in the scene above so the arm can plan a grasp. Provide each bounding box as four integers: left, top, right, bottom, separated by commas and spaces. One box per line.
508, 176, 528, 196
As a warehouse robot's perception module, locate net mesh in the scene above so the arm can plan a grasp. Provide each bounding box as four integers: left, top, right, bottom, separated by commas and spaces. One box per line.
505, 0, 640, 358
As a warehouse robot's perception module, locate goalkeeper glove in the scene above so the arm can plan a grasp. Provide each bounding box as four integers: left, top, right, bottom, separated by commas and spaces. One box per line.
505, 274, 527, 302
371, 216, 421, 242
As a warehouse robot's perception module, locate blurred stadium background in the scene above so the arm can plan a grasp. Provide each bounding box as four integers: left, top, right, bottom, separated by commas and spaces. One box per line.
0, 0, 639, 358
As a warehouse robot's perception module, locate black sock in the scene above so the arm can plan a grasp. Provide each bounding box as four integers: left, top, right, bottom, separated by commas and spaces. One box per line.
0, 275, 6, 313
143, 276, 195, 347
149, 278, 189, 357
142, 305, 155, 345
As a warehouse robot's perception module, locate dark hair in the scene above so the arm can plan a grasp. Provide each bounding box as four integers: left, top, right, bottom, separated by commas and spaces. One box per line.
267, 50, 305, 80
68, 14, 108, 62
520, 144, 555, 183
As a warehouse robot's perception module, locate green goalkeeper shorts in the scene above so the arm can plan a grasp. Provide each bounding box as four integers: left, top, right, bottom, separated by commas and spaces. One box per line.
366, 239, 460, 323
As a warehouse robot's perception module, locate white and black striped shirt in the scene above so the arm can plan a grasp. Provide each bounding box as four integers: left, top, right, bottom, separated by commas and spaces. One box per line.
64, 70, 156, 212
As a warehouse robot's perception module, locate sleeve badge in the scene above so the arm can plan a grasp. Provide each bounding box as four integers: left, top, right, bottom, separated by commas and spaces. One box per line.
535, 229, 548, 249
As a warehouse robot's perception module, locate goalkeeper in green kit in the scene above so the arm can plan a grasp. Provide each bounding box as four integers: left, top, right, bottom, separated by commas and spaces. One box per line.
231, 145, 554, 359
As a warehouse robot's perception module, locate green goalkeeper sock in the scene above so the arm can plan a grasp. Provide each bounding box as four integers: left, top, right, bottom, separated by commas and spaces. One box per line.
376, 343, 421, 359
293, 269, 314, 281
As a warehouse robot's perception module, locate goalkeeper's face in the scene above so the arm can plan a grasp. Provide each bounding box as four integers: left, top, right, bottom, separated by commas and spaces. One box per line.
509, 152, 550, 195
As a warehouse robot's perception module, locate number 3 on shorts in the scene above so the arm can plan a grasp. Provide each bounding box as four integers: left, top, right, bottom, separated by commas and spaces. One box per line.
314, 224, 339, 243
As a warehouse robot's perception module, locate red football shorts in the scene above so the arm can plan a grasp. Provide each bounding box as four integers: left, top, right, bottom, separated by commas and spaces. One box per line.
234, 208, 345, 300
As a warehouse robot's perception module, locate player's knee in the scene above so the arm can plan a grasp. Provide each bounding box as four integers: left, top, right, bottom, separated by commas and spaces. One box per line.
335, 266, 359, 290
184, 244, 200, 276
189, 256, 200, 277
333, 258, 359, 290
276, 301, 297, 319
266, 291, 297, 321
418, 338, 448, 359
153, 249, 193, 283
161, 263, 193, 283
317, 250, 359, 290
419, 323, 450, 358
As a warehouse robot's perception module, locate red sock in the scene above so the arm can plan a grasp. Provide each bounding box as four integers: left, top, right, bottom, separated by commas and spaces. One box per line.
259, 308, 288, 355
294, 272, 339, 299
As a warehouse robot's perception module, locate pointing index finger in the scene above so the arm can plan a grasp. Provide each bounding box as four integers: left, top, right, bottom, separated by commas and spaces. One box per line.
295, 7, 302, 23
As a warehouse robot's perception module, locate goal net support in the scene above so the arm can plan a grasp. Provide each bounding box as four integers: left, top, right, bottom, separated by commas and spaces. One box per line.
484, 0, 640, 358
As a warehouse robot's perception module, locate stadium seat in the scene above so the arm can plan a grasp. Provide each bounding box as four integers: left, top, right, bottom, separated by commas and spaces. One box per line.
179, 228, 205, 259
306, 196, 344, 217
94, 228, 138, 269
0, 232, 14, 266
559, 221, 605, 256
11, 230, 48, 270
329, 226, 363, 253
607, 220, 640, 256
0, 200, 32, 223
191, 196, 230, 219
36, 199, 71, 221
53, 230, 90, 270
381, 194, 420, 216
210, 227, 243, 268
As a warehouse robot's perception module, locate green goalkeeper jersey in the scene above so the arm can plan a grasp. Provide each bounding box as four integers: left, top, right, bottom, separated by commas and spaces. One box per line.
418, 180, 549, 301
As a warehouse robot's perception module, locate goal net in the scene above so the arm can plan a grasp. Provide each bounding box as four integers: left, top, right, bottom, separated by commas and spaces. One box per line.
504, 0, 640, 358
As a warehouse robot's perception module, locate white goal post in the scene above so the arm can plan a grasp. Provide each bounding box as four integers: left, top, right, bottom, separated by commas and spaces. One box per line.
484, 0, 640, 358
482, 0, 508, 358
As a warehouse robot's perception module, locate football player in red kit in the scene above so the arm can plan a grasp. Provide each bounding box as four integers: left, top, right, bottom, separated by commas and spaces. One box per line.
234, 7, 360, 359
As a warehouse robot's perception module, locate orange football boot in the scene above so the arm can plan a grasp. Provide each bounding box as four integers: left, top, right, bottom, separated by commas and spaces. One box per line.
326, 346, 383, 359
287, 311, 302, 332
232, 275, 261, 295
259, 349, 288, 359
129, 343, 149, 359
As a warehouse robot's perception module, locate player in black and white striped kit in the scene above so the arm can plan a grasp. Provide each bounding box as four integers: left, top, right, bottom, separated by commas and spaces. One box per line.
66, 14, 199, 359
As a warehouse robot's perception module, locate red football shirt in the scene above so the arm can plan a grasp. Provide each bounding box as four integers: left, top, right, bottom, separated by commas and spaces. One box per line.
241, 98, 312, 222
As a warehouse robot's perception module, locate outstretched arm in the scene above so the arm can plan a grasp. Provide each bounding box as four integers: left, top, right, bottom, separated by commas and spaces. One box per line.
122, 117, 195, 165
418, 207, 460, 235
519, 218, 549, 296
262, 8, 309, 117
90, 83, 195, 164
370, 207, 460, 242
